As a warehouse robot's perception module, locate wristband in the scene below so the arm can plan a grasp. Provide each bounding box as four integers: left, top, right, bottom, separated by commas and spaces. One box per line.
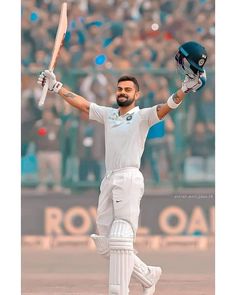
167, 94, 182, 109
53, 81, 63, 93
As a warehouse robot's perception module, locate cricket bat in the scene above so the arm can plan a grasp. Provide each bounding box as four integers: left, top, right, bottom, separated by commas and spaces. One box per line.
38, 2, 68, 107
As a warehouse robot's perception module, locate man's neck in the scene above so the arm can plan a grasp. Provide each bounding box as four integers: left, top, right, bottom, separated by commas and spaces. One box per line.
118, 104, 136, 116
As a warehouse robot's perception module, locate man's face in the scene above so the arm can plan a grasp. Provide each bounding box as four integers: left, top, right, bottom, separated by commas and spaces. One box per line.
116, 80, 139, 107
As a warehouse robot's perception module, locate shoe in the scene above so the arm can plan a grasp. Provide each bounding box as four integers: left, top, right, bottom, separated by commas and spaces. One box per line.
143, 266, 162, 295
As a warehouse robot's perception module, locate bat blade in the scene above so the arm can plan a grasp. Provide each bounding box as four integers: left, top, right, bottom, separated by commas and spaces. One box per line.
38, 2, 68, 107
49, 2, 67, 71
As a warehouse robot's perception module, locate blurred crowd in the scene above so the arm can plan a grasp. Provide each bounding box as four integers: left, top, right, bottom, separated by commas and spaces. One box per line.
21, 0, 215, 190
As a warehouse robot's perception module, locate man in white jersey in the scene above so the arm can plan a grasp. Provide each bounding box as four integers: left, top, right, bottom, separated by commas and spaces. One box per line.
37, 42, 207, 295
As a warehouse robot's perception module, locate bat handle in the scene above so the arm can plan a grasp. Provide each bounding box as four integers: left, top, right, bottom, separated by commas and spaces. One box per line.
38, 80, 49, 107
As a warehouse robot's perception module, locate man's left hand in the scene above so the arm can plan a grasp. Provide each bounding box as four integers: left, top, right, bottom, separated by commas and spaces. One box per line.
181, 70, 206, 93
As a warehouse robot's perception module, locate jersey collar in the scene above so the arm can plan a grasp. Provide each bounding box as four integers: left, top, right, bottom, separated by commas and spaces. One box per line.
118, 106, 140, 117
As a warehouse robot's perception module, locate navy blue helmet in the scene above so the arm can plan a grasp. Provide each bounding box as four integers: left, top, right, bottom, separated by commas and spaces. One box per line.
175, 41, 207, 78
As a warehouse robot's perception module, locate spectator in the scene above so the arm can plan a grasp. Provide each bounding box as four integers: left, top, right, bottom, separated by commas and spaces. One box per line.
59, 102, 80, 184
22, 76, 42, 156
198, 88, 215, 125
188, 122, 211, 158
78, 112, 105, 182
32, 109, 62, 192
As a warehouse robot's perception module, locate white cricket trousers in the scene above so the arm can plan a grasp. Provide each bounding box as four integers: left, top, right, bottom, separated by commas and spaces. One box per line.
96, 167, 144, 236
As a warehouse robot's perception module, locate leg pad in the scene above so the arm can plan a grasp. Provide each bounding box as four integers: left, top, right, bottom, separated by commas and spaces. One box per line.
109, 219, 134, 295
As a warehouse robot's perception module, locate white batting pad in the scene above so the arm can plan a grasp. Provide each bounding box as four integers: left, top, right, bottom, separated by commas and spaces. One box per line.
132, 256, 154, 288
109, 219, 134, 295
91, 232, 160, 289
90, 234, 109, 257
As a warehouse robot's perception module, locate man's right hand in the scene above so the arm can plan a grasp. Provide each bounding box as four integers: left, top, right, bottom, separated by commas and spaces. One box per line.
37, 70, 63, 93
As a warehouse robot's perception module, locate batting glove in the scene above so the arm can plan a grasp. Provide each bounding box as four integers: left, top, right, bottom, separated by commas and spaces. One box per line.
181, 70, 206, 93
37, 70, 63, 93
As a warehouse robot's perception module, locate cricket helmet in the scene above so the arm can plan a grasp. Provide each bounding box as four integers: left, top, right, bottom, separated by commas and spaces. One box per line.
175, 41, 207, 78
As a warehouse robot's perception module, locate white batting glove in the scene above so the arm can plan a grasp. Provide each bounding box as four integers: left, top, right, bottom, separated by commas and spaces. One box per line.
181, 70, 206, 93
37, 70, 63, 93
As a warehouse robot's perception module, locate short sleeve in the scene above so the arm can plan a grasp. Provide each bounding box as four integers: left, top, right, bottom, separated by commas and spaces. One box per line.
89, 103, 108, 124
140, 106, 162, 127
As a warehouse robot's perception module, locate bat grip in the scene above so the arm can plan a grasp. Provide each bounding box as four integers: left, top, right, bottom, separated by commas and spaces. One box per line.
38, 79, 49, 107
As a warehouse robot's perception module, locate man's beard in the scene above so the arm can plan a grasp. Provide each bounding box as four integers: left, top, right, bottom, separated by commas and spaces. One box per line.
116, 94, 135, 107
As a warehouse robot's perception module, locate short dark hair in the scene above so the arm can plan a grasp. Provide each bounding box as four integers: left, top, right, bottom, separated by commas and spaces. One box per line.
117, 75, 139, 91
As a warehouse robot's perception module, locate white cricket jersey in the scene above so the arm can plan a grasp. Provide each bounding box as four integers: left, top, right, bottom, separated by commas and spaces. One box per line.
89, 103, 161, 172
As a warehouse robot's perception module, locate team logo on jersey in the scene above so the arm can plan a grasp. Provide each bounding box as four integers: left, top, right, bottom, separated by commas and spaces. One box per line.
126, 115, 133, 121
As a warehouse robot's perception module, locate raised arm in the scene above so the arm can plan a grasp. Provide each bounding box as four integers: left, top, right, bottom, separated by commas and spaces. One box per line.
38, 70, 90, 114
156, 89, 185, 119
58, 86, 90, 114
156, 71, 206, 120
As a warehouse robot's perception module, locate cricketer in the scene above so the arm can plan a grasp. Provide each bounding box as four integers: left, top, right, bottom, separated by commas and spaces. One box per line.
38, 41, 207, 295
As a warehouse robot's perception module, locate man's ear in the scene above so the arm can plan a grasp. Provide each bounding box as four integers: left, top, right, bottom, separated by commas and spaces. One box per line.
135, 91, 140, 101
